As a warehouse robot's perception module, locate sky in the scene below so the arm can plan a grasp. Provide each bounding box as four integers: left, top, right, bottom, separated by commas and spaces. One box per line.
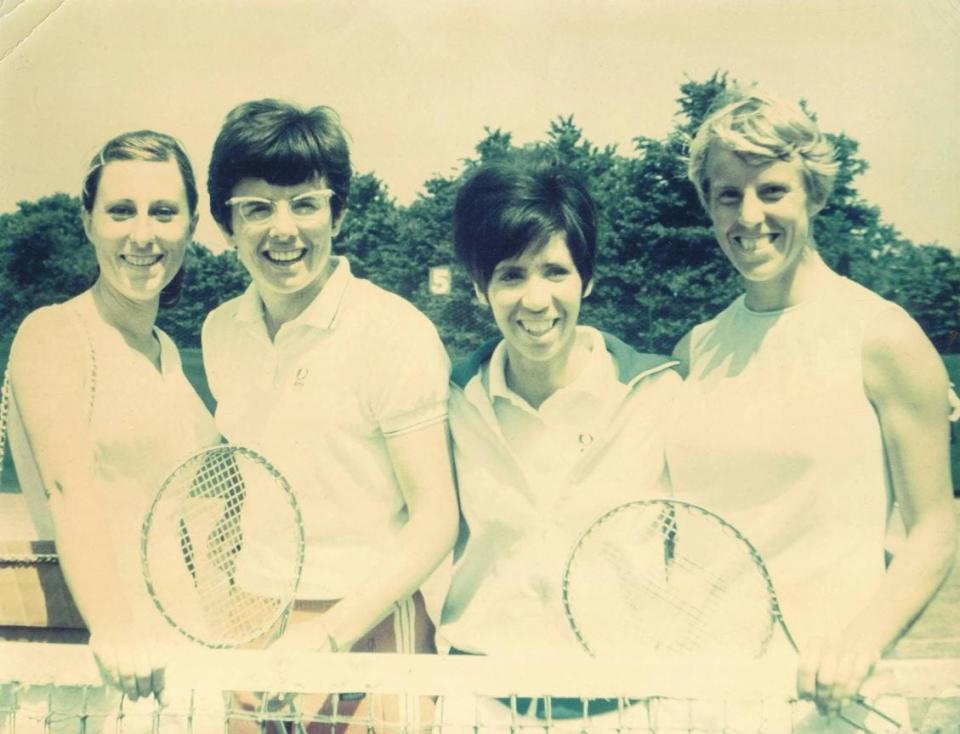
1, 0, 958, 254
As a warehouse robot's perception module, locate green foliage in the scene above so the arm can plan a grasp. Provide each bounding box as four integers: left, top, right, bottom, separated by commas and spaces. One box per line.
383, 73, 959, 357
0, 194, 94, 338
1, 73, 958, 361
868, 241, 960, 353
156, 245, 249, 346
0, 196, 248, 347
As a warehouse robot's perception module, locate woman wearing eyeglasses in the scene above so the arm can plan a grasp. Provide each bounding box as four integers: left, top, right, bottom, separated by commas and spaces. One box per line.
202, 99, 458, 732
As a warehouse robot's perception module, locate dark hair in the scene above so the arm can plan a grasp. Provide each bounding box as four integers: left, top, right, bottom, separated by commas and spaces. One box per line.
453, 163, 597, 292
83, 130, 198, 308
208, 99, 352, 234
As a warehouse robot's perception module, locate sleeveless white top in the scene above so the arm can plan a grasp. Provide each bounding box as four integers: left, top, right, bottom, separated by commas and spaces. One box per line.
666, 273, 897, 649
9, 291, 220, 628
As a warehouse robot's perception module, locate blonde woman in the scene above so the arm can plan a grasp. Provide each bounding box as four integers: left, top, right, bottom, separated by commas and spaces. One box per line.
667, 88, 956, 730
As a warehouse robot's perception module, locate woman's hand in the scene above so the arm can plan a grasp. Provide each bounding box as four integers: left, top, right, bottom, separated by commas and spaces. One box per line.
90, 624, 170, 703
796, 631, 882, 718
794, 306, 958, 721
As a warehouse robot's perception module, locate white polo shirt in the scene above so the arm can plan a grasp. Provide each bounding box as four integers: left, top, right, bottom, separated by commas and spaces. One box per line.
487, 328, 630, 490
202, 257, 450, 599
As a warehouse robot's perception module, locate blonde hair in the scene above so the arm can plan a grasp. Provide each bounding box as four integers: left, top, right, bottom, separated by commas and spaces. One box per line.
687, 86, 839, 211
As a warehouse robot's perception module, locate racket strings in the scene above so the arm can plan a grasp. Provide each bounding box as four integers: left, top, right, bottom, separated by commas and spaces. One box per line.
180, 452, 247, 583
600, 530, 769, 654
566, 503, 776, 658
143, 446, 303, 648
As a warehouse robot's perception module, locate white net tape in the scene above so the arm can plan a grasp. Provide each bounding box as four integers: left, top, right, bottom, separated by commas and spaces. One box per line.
1, 643, 958, 734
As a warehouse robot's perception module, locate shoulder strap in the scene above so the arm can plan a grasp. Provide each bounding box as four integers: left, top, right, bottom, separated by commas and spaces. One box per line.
0, 367, 10, 490
66, 303, 97, 425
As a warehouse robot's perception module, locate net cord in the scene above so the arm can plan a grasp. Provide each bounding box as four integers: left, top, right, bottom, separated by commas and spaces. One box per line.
0, 643, 957, 701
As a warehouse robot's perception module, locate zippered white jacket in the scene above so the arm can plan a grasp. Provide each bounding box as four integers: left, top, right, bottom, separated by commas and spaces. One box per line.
439, 329, 680, 655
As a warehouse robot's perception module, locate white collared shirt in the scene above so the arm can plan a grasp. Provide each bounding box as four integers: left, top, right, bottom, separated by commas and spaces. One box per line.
202, 257, 450, 599
487, 328, 628, 493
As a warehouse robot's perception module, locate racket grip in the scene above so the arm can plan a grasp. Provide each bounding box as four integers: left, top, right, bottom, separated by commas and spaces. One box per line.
834, 697, 899, 734
852, 695, 900, 727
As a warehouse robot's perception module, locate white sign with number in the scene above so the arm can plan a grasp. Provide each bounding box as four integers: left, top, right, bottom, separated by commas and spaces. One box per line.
429, 266, 452, 295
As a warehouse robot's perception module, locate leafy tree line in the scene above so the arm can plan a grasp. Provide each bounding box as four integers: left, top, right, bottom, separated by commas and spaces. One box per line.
2, 75, 958, 358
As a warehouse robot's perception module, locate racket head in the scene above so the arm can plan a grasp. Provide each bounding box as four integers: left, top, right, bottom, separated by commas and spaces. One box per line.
562, 499, 781, 659
141, 444, 304, 648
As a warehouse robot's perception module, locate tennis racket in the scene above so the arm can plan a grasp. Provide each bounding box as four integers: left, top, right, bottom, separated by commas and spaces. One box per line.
141, 444, 305, 649
561, 499, 898, 732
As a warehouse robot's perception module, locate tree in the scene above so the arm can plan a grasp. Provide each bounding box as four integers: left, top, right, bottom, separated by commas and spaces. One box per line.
398, 74, 960, 357
156, 245, 249, 347
0, 194, 246, 349
0, 195, 94, 338
3, 74, 957, 358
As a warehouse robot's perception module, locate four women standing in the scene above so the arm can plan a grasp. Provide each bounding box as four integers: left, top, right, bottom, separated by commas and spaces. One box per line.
2, 88, 955, 731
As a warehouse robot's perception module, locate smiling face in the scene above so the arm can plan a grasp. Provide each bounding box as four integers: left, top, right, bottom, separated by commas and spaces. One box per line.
705, 145, 821, 288
83, 159, 195, 304
481, 233, 591, 371
223, 176, 343, 311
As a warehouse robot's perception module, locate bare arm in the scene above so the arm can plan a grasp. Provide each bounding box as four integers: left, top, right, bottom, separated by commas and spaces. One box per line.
273, 420, 459, 651
796, 307, 956, 715
10, 309, 168, 701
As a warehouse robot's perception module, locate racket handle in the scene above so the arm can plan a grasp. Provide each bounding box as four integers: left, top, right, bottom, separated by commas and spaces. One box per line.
836, 697, 899, 734
853, 694, 900, 727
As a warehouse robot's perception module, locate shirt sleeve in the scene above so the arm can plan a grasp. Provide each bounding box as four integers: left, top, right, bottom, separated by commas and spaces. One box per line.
368, 301, 451, 438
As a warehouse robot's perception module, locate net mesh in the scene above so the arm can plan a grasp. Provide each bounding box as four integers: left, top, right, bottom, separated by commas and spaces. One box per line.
1, 642, 958, 734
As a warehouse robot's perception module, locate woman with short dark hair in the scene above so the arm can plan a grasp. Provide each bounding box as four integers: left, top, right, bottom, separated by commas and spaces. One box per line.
203, 98, 458, 733
439, 161, 680, 728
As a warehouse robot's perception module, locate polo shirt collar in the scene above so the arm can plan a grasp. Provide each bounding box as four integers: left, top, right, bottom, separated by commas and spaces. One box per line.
451, 331, 677, 390
294, 256, 351, 330
487, 326, 611, 409
234, 256, 352, 332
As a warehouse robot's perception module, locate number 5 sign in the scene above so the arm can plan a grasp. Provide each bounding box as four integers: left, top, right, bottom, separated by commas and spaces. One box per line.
429, 266, 452, 295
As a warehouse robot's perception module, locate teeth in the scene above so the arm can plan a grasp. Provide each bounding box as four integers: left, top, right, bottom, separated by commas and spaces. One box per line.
519, 319, 556, 336
734, 234, 778, 251
264, 249, 305, 264
122, 254, 163, 267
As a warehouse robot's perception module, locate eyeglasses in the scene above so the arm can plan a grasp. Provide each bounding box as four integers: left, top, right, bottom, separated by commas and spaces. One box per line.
225, 188, 334, 227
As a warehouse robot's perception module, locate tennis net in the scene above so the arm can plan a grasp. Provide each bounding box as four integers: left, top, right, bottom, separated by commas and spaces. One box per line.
1, 641, 958, 734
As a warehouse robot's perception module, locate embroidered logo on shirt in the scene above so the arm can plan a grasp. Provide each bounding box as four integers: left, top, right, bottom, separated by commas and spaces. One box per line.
294, 367, 309, 388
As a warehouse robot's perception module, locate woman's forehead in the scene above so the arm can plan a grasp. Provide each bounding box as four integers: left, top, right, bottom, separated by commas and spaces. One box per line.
706, 146, 803, 186
95, 159, 186, 200
230, 174, 327, 199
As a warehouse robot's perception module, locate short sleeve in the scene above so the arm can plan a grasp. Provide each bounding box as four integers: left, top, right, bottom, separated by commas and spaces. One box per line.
367, 299, 451, 438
